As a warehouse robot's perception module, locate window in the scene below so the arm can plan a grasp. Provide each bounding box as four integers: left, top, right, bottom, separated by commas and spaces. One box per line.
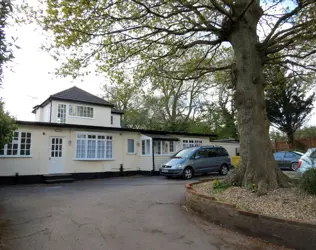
127, 139, 135, 154
284, 152, 296, 158
216, 148, 229, 156
152, 140, 178, 155
154, 141, 161, 154
76, 133, 112, 160
69, 105, 94, 118
169, 141, 175, 153
274, 152, 285, 160
141, 139, 151, 155
0, 132, 32, 157
57, 104, 66, 123
196, 149, 207, 158
111, 116, 113, 125
183, 139, 202, 148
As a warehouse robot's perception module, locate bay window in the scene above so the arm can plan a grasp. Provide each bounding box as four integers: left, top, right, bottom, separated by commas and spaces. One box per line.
141, 139, 151, 156
76, 133, 112, 160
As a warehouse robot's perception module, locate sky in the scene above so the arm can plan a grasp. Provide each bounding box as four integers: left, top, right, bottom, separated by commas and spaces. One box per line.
1, 21, 105, 121
1, 1, 315, 127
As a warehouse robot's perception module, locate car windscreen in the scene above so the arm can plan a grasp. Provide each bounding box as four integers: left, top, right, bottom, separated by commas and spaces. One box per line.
171, 147, 197, 158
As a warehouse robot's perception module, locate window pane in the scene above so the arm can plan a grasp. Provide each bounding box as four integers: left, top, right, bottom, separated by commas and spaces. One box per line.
97, 140, 105, 158
162, 141, 169, 154
87, 140, 96, 158
76, 139, 86, 159
128, 139, 134, 153
145, 140, 150, 155
169, 141, 174, 153
106, 140, 112, 159
142, 140, 145, 155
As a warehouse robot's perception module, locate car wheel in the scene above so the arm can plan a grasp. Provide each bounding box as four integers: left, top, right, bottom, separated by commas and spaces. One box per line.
219, 164, 229, 175
290, 162, 298, 171
182, 167, 193, 180
165, 176, 172, 179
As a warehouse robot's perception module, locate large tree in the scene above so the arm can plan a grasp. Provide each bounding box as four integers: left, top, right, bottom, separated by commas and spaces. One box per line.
30, 0, 316, 194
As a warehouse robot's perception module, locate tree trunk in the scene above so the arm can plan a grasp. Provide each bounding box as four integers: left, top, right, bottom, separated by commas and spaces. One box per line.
225, 1, 291, 195
286, 130, 295, 149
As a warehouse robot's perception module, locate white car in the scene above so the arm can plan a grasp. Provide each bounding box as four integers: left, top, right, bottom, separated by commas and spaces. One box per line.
297, 148, 316, 174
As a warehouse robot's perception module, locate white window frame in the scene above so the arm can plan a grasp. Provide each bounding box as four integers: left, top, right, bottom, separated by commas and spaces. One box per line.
182, 139, 203, 149
69, 104, 94, 119
153, 140, 177, 156
0, 131, 32, 158
141, 139, 151, 156
127, 139, 136, 154
57, 103, 67, 123
75, 132, 114, 160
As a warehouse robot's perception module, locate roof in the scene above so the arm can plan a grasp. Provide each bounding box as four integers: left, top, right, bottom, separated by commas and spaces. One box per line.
143, 134, 179, 141
210, 139, 239, 143
16, 120, 217, 138
111, 107, 124, 114
33, 86, 115, 112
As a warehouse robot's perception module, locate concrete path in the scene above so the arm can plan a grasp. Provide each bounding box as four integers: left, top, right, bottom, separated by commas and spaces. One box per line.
0, 176, 287, 250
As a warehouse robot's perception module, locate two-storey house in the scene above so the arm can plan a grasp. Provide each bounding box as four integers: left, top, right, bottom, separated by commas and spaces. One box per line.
0, 86, 238, 184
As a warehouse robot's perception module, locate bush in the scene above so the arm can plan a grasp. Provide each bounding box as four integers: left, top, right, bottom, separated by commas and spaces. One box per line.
212, 180, 230, 193
300, 168, 316, 195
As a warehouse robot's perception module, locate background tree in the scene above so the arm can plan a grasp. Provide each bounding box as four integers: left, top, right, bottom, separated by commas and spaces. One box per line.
0, 0, 16, 147
265, 66, 315, 149
30, 0, 316, 194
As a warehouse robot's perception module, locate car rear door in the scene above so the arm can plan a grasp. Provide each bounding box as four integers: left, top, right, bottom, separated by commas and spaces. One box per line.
283, 152, 297, 168
273, 152, 285, 168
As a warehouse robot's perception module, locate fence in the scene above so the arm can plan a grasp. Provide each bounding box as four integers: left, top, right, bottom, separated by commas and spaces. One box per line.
272, 138, 316, 152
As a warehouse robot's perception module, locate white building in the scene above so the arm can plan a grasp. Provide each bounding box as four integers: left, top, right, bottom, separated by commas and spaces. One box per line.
0, 86, 236, 184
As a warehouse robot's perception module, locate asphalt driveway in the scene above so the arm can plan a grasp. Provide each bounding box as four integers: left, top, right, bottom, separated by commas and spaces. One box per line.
0, 176, 287, 250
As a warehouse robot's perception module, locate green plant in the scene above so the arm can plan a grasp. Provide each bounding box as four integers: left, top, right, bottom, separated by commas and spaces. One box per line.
300, 168, 316, 195
247, 183, 258, 193
212, 180, 230, 193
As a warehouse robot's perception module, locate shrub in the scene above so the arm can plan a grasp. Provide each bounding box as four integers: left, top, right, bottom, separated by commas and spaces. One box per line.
300, 168, 316, 195
212, 180, 230, 192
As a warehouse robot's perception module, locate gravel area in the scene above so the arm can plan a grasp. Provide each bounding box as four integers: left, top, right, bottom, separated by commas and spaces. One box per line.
194, 181, 316, 224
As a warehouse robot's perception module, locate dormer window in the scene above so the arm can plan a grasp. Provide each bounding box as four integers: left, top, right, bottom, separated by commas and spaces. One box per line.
69, 105, 94, 118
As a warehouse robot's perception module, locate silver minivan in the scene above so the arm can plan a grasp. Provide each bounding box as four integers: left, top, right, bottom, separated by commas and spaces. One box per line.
159, 146, 232, 179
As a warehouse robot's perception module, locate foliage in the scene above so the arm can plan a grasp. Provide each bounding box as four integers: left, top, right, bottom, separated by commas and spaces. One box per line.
247, 183, 258, 193
0, 0, 14, 83
26, 0, 316, 194
265, 65, 315, 148
300, 168, 316, 195
0, 101, 16, 148
295, 126, 316, 139
212, 180, 230, 193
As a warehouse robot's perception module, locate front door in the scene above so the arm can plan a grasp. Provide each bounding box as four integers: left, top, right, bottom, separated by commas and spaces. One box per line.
48, 137, 64, 174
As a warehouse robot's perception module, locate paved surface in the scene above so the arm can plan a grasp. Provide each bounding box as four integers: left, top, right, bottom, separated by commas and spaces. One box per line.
0, 176, 287, 250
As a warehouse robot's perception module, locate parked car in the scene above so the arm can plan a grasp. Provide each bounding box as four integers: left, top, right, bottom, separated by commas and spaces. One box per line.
297, 148, 316, 174
273, 151, 304, 171
159, 146, 232, 179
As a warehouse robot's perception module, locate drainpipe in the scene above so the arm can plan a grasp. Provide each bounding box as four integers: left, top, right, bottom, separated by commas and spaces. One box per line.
152, 139, 155, 176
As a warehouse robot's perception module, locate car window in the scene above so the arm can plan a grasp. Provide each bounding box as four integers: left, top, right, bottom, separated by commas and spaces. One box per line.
196, 149, 207, 158
274, 152, 285, 159
284, 152, 296, 158
205, 148, 217, 158
217, 148, 229, 157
